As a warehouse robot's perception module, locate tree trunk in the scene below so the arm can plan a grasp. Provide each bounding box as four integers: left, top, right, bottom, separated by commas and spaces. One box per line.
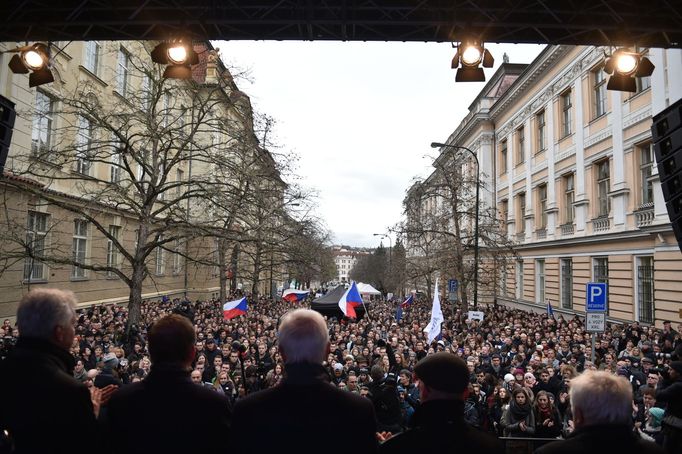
251, 245, 262, 296
218, 239, 228, 303
230, 244, 239, 293
126, 265, 144, 335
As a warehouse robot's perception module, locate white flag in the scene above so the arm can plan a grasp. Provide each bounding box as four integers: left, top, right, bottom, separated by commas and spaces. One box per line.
423, 279, 443, 344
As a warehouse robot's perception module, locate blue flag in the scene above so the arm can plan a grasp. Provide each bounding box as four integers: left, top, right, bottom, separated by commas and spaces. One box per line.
395, 305, 403, 322
546, 300, 554, 318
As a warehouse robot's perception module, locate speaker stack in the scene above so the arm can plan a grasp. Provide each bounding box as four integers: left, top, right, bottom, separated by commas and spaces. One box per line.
652, 98, 682, 252
0, 95, 17, 172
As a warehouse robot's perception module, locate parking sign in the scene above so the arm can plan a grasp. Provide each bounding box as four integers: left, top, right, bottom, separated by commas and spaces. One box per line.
586, 282, 607, 312
448, 279, 458, 293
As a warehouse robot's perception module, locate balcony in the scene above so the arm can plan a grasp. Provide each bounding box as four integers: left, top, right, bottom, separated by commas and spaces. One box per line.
561, 223, 574, 236
592, 215, 610, 232
634, 203, 655, 228
535, 228, 547, 240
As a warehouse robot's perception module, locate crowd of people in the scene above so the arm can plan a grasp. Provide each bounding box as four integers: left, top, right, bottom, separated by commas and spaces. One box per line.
1, 287, 681, 454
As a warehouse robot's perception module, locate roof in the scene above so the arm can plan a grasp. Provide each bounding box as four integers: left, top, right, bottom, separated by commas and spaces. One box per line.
0, 1, 680, 48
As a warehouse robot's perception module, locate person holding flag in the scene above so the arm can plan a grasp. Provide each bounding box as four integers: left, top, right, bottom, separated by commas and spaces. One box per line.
223, 297, 248, 320
338, 281, 364, 319
423, 279, 443, 345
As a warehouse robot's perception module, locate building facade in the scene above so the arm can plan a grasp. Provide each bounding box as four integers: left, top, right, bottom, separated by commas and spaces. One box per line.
0, 40, 280, 319
410, 45, 682, 327
332, 246, 370, 283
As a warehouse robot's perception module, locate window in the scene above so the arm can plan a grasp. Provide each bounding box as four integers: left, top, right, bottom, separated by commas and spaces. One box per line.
117, 47, 131, 96
175, 168, 184, 197
106, 225, 120, 277
560, 258, 573, 309
536, 110, 546, 152
516, 260, 524, 300
83, 41, 101, 76
173, 240, 182, 275
499, 139, 508, 174
564, 174, 575, 223
518, 192, 526, 233
110, 148, 122, 183
76, 116, 93, 175
500, 199, 508, 229
32, 91, 55, 155
593, 256, 609, 312
536, 259, 546, 304
597, 160, 610, 217
537, 184, 547, 229
639, 143, 654, 206
72, 219, 88, 279
593, 68, 607, 118
155, 237, 165, 276
637, 256, 654, 324
141, 73, 151, 110
561, 90, 572, 137
516, 126, 525, 165
23, 211, 49, 281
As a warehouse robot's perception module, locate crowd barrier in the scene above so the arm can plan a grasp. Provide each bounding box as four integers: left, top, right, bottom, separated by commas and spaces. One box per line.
499, 437, 559, 454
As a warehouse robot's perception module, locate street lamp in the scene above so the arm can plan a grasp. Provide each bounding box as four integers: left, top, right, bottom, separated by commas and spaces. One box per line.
430, 141, 480, 309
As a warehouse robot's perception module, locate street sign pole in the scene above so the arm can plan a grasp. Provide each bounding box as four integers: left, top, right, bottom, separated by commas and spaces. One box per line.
585, 282, 608, 363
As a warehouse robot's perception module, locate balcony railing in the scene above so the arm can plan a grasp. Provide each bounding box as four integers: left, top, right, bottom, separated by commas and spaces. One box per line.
535, 228, 547, 240
561, 223, 574, 236
634, 203, 655, 228
593, 215, 610, 232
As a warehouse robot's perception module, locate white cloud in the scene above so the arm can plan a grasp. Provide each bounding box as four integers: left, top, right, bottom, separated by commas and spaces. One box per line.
217, 41, 544, 247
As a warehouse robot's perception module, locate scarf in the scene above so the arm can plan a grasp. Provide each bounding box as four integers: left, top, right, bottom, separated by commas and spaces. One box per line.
537, 405, 552, 421
510, 399, 531, 421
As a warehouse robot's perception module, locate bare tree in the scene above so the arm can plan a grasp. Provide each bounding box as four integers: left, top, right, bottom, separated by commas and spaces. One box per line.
0, 42, 274, 331
399, 151, 516, 307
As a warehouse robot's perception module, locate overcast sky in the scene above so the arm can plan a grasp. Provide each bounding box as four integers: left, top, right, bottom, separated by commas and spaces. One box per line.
217, 41, 544, 247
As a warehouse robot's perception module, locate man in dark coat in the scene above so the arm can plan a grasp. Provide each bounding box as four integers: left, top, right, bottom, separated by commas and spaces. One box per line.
229, 309, 378, 454
379, 352, 503, 454
0, 289, 105, 453
105, 314, 232, 454
657, 361, 682, 454
536, 370, 665, 454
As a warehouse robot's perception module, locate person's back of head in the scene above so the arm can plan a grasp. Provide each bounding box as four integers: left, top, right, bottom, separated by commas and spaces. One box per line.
570, 370, 632, 428
277, 309, 329, 365
414, 352, 469, 401
148, 314, 195, 368
16, 288, 77, 349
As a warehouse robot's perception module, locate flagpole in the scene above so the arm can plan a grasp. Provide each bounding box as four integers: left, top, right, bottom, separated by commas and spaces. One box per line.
360, 297, 371, 322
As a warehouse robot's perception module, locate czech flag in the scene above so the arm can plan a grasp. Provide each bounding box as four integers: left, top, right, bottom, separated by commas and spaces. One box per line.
282, 289, 309, 303
223, 297, 248, 320
401, 294, 414, 310
338, 281, 363, 319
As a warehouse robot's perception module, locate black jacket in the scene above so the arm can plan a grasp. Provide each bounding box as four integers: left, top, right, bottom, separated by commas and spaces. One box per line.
0, 337, 100, 453
657, 376, 682, 419
535, 424, 666, 454
104, 365, 232, 454
380, 399, 503, 454
229, 362, 378, 454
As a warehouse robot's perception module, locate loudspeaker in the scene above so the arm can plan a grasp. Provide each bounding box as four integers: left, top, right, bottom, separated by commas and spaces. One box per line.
652, 98, 682, 252
0, 95, 17, 172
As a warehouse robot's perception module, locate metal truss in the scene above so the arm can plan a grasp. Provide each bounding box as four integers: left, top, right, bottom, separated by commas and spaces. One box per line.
1, 0, 681, 48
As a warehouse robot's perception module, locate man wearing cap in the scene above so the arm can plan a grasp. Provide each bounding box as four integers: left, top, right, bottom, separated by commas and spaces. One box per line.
379, 352, 503, 454
657, 361, 682, 454
95, 352, 124, 389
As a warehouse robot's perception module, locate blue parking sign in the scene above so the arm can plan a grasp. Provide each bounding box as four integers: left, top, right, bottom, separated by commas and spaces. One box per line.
448, 279, 458, 293
586, 283, 607, 312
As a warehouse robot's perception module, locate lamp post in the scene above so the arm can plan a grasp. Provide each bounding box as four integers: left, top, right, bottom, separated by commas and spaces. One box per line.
430, 141, 480, 310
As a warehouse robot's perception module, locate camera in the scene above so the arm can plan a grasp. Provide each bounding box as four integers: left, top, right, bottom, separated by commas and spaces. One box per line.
384, 372, 398, 386
655, 352, 672, 359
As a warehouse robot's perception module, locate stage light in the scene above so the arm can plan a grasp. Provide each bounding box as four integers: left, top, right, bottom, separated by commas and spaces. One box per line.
452, 41, 494, 83
6, 43, 54, 87
151, 39, 199, 80
603, 48, 655, 92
